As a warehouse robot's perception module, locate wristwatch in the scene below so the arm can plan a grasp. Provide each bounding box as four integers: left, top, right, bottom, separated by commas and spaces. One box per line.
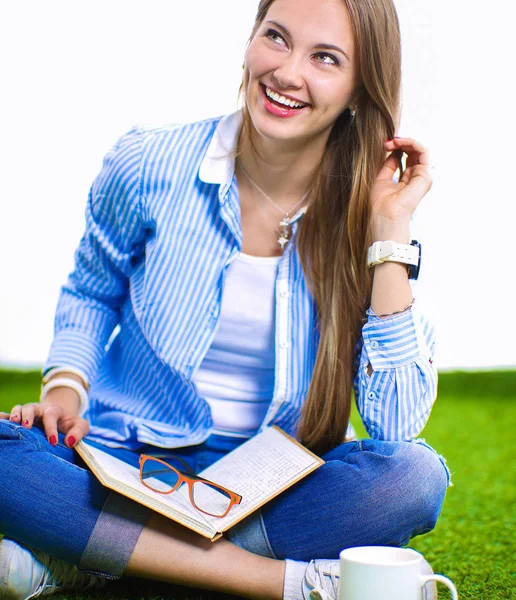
367, 240, 421, 280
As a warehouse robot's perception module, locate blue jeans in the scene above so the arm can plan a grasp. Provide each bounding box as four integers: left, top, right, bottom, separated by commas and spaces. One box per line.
0, 420, 451, 578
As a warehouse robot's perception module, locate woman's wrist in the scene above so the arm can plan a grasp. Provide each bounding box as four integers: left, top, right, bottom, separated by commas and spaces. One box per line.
40, 386, 82, 415
40, 370, 89, 416
370, 262, 413, 317
372, 217, 411, 244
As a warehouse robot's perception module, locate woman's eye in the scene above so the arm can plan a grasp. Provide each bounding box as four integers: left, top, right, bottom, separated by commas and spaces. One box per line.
314, 52, 339, 66
265, 28, 286, 47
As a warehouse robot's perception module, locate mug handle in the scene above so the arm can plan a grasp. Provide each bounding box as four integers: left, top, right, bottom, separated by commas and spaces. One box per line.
420, 574, 458, 599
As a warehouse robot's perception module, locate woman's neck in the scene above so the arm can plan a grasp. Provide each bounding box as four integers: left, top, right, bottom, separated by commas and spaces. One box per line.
237, 127, 327, 210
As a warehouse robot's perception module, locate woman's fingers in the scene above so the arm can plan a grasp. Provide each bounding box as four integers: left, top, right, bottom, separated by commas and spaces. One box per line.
0, 402, 88, 448
384, 137, 431, 167
60, 417, 90, 448
20, 403, 40, 428
377, 148, 404, 181
40, 405, 89, 448
40, 404, 64, 446
6, 404, 23, 422
384, 136, 428, 153
384, 137, 432, 192
0, 404, 37, 426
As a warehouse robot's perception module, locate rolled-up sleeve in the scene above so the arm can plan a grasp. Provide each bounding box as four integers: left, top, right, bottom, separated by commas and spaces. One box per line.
44, 127, 146, 383
353, 301, 437, 440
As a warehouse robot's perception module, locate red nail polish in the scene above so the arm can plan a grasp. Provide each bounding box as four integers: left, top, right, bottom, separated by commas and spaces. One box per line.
49, 435, 57, 446
66, 436, 76, 447
22, 419, 29, 426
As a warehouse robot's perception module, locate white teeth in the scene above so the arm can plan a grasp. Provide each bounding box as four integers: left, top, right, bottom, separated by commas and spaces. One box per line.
265, 86, 306, 108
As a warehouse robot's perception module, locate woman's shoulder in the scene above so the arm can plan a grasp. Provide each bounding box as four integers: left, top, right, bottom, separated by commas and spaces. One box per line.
135, 114, 225, 153
94, 113, 232, 209
99, 114, 227, 182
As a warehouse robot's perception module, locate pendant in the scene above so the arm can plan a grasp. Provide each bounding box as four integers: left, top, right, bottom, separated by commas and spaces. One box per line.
278, 216, 291, 251
278, 234, 289, 250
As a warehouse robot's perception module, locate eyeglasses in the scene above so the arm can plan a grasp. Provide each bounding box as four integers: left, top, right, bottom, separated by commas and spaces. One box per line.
139, 454, 242, 518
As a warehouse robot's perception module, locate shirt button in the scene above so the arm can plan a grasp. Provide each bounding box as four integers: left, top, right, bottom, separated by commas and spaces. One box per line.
280, 341, 290, 349
367, 391, 376, 400
370, 341, 379, 349
280, 290, 289, 298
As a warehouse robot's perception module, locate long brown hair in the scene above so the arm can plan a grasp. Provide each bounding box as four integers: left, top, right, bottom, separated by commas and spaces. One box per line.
241, 0, 402, 455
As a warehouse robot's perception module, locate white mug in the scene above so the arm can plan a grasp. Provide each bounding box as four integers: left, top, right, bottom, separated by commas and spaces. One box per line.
339, 546, 458, 600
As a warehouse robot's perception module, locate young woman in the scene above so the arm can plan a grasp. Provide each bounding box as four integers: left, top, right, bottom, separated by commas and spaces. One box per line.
0, 0, 451, 599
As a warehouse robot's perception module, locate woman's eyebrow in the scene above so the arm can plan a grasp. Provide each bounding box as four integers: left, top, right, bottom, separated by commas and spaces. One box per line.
265, 20, 351, 63
313, 43, 350, 63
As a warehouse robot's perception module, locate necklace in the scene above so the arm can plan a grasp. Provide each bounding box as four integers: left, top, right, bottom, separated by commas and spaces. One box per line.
239, 163, 309, 251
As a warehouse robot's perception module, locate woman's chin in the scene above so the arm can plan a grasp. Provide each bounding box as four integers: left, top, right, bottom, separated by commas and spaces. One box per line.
249, 114, 333, 152
247, 106, 307, 144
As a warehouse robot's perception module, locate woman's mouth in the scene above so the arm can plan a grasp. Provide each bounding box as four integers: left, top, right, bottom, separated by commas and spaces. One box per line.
260, 84, 310, 117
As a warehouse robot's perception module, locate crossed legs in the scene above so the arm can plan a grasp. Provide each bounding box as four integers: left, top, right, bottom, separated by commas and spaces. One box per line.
0, 420, 450, 599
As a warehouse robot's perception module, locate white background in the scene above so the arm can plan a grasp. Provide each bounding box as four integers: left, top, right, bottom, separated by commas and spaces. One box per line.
1, 0, 515, 370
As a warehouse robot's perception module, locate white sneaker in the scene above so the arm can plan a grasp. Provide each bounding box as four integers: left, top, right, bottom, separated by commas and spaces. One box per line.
301, 556, 438, 600
0, 538, 106, 600
302, 559, 340, 600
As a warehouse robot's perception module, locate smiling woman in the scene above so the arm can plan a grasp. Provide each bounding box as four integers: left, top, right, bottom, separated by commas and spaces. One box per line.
0, 1, 449, 600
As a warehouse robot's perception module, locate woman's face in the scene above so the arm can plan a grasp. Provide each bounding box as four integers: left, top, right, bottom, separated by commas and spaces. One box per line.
244, 0, 359, 149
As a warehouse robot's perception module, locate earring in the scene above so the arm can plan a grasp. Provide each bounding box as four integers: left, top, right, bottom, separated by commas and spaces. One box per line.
349, 106, 356, 117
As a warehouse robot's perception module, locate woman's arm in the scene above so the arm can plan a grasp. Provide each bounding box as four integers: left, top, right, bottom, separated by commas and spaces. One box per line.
353, 303, 437, 440
352, 136, 436, 439
1, 128, 148, 445
44, 126, 147, 384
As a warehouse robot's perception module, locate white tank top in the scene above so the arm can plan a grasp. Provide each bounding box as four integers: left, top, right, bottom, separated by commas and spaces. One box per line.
192, 252, 280, 438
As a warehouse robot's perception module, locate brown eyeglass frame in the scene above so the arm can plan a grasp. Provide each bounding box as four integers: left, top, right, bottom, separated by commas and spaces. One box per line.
138, 454, 242, 518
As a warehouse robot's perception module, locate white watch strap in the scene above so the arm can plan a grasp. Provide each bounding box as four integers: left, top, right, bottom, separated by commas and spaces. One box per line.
40, 377, 89, 417
368, 241, 419, 267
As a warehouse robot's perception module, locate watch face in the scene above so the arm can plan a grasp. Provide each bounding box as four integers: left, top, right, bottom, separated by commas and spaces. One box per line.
408, 240, 421, 280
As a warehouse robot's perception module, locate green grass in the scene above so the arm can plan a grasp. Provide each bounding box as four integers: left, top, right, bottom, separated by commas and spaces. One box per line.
1, 369, 515, 599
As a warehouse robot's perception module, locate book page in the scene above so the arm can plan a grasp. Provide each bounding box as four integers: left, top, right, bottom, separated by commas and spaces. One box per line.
197, 426, 323, 531
76, 442, 214, 536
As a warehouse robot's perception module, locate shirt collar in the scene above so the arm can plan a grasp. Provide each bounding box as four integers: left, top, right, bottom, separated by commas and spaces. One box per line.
198, 111, 243, 187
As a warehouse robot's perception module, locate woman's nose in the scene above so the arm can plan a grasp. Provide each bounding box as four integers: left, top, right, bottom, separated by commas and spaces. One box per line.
272, 54, 304, 90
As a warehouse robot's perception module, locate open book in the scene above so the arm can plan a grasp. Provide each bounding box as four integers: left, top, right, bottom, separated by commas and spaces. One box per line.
75, 426, 324, 541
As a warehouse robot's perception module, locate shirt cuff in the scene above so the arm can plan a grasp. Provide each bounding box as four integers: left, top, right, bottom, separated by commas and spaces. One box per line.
44, 329, 107, 384
362, 307, 423, 370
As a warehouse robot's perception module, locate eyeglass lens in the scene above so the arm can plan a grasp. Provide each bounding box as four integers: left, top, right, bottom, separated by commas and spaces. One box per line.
141, 458, 233, 517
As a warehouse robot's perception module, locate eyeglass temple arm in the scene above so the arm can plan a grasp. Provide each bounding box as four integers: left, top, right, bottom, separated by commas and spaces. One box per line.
141, 453, 195, 474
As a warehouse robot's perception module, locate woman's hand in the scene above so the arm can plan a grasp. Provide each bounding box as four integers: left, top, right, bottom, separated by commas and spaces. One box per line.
0, 390, 90, 448
370, 137, 433, 242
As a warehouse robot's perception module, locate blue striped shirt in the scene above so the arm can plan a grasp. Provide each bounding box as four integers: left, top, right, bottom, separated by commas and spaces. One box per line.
44, 111, 438, 449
